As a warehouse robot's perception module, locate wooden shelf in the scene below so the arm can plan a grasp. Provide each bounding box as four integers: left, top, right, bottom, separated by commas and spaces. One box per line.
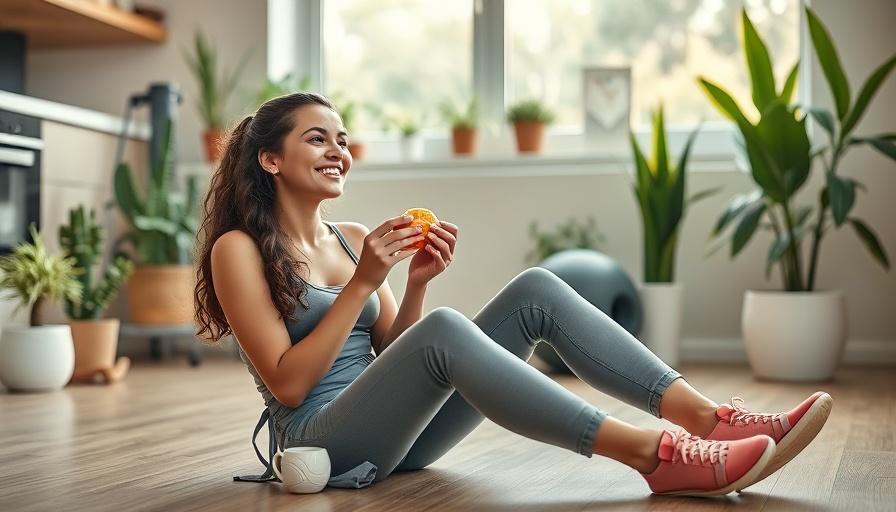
0, 0, 167, 49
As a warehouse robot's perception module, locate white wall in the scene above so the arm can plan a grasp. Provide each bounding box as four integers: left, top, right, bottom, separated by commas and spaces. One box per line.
25, 0, 268, 164
16, 0, 896, 362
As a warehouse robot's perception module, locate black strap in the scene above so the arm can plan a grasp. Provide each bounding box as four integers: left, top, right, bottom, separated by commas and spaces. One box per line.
232, 409, 279, 482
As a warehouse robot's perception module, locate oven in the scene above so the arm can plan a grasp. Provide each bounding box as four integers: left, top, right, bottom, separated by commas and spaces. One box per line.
0, 109, 42, 254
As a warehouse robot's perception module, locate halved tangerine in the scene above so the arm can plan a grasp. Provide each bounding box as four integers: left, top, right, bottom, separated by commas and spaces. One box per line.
402, 207, 439, 249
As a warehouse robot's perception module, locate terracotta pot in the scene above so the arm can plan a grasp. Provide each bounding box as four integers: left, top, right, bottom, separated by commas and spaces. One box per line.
203, 128, 226, 163
126, 265, 196, 325
512, 121, 546, 153
68, 319, 130, 384
347, 142, 367, 161
451, 127, 477, 155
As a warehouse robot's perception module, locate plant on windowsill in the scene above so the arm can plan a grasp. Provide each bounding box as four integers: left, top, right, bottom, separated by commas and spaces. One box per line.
254, 74, 311, 108
386, 113, 426, 162
183, 30, 251, 163
331, 95, 368, 161
506, 98, 555, 154
439, 97, 479, 156
114, 120, 201, 325
58, 206, 135, 384
628, 105, 720, 366
698, 6, 896, 381
0, 225, 81, 391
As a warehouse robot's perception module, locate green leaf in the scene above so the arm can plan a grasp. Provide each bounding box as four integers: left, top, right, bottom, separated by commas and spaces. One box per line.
651, 107, 670, 183
113, 163, 144, 221
851, 135, 896, 161
780, 62, 800, 103
713, 190, 762, 235
740, 9, 777, 113
806, 7, 851, 121
688, 185, 724, 206
848, 218, 890, 269
807, 107, 836, 137
826, 173, 856, 226
731, 201, 766, 257
751, 101, 811, 199
841, 54, 896, 137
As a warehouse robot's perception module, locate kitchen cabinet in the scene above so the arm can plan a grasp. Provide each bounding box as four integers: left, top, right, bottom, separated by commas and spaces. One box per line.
0, 0, 167, 49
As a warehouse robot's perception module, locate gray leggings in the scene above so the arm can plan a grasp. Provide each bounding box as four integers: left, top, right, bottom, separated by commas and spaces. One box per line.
289, 267, 680, 482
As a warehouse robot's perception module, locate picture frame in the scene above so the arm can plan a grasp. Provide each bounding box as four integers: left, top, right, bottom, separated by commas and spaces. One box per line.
582, 67, 631, 150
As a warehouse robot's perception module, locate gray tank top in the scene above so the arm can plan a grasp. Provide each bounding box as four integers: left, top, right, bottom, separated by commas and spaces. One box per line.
239, 223, 380, 440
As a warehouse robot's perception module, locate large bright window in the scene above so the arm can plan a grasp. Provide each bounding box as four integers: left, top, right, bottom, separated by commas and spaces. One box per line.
508, 0, 801, 129
322, 0, 473, 132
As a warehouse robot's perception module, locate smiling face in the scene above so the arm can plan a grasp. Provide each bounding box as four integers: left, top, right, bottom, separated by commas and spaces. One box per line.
258, 103, 353, 203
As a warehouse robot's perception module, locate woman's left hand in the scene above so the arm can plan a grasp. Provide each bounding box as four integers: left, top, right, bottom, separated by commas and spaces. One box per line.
407, 221, 457, 286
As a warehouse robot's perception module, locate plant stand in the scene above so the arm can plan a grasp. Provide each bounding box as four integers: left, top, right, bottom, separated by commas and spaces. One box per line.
119, 323, 201, 367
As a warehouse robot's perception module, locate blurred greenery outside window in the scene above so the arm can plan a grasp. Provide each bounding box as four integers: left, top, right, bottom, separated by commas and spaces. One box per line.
268, 0, 799, 155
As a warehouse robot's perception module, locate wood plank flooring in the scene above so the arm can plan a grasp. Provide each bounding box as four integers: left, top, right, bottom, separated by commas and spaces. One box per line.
1, 356, 893, 511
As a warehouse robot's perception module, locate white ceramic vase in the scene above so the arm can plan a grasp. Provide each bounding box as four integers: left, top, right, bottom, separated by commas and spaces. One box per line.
0, 324, 75, 391
637, 282, 683, 367
400, 135, 424, 161
742, 290, 847, 382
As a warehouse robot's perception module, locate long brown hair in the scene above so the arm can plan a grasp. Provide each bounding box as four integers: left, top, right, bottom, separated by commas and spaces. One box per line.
194, 92, 337, 344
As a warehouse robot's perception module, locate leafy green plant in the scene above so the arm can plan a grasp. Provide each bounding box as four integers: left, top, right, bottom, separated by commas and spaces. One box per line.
386, 113, 425, 137
58, 206, 135, 320
630, 106, 719, 283
183, 30, 251, 130
254, 74, 312, 107
526, 217, 605, 265
113, 121, 201, 265
506, 98, 556, 125
0, 225, 82, 326
439, 97, 479, 130
699, 7, 894, 291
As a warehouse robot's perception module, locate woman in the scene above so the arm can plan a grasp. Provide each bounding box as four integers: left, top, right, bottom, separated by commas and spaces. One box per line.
194, 92, 832, 497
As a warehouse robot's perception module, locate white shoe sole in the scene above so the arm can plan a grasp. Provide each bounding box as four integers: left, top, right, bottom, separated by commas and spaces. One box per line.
757, 392, 833, 481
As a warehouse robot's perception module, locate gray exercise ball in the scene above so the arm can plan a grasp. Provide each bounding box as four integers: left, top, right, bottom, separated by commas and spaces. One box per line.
536, 249, 643, 373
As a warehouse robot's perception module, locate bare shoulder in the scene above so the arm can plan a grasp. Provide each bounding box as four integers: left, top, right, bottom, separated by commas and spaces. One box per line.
329, 221, 370, 246
211, 230, 262, 266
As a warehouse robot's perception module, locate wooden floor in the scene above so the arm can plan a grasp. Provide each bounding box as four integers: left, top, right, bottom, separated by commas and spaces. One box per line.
1, 355, 893, 512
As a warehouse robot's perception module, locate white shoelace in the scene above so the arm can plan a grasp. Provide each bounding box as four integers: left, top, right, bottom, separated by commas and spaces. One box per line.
726, 397, 786, 426
670, 430, 729, 467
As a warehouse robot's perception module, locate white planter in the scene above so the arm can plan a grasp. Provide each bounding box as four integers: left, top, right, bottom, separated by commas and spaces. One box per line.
637, 282, 683, 367
742, 290, 847, 382
0, 324, 75, 391
400, 135, 424, 161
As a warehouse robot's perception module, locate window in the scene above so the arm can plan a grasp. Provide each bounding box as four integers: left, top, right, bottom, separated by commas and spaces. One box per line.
508, 0, 801, 129
270, 0, 801, 149
322, 0, 474, 133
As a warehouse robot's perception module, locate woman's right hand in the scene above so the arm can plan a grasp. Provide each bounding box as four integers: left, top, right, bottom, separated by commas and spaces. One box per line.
352, 214, 424, 291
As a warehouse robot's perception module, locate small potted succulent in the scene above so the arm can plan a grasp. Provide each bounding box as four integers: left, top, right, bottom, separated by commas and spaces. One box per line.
506, 98, 556, 153
439, 97, 479, 156
0, 225, 81, 391
59, 206, 135, 384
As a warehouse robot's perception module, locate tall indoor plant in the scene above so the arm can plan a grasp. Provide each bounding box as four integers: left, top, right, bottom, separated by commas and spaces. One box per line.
183, 30, 250, 162
114, 121, 201, 325
0, 226, 81, 391
629, 106, 717, 366
59, 206, 135, 384
699, 7, 895, 381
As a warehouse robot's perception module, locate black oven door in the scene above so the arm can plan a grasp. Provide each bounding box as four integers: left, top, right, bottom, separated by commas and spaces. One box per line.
0, 137, 41, 254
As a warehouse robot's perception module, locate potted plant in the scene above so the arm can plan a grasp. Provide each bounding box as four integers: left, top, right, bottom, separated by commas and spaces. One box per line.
699, 7, 895, 381
628, 106, 719, 366
254, 74, 311, 108
331, 95, 367, 161
387, 112, 426, 162
439, 97, 479, 156
183, 30, 251, 162
506, 98, 555, 153
59, 206, 135, 384
0, 225, 81, 391
114, 120, 201, 325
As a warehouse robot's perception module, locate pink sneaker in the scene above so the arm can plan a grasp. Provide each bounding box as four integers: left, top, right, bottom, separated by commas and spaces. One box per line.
641, 430, 775, 497
706, 392, 833, 480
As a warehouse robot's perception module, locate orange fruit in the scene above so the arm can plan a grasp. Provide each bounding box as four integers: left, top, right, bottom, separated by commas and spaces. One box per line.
402, 207, 439, 249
